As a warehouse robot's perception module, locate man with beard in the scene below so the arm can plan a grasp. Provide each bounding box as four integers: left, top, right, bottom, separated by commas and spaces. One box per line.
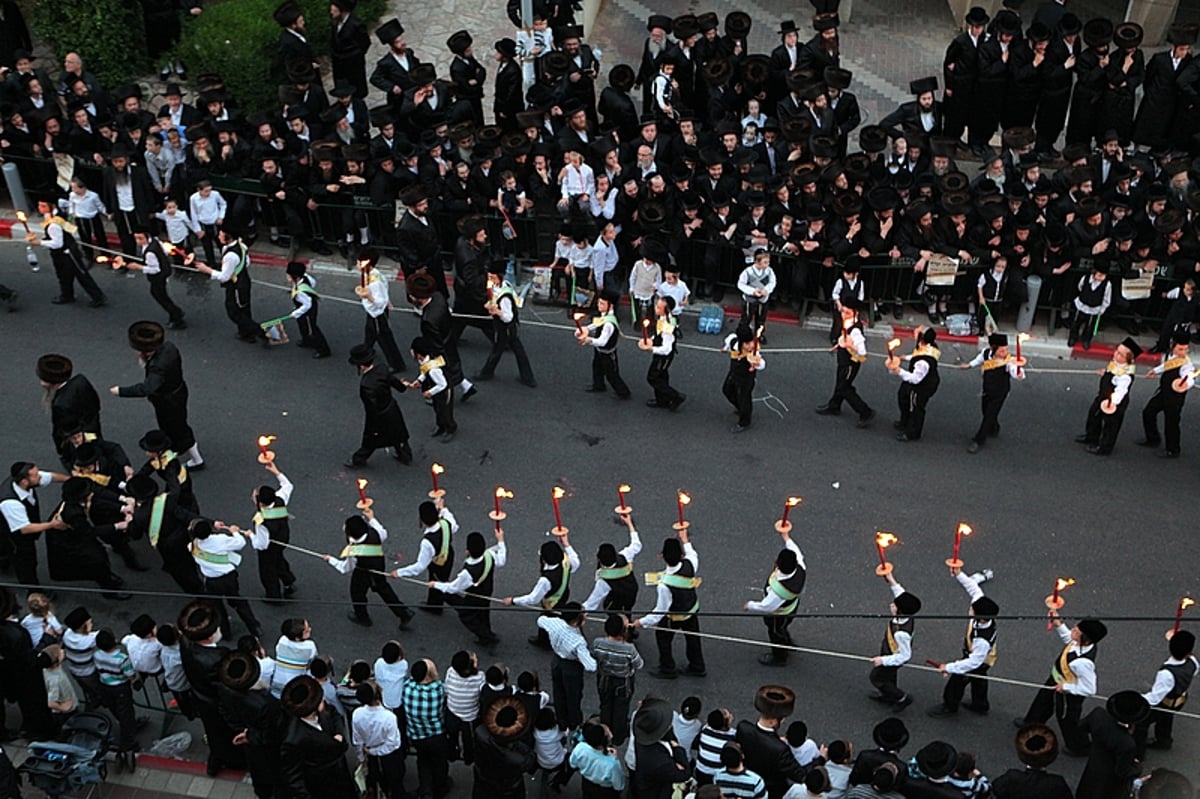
396, 185, 446, 294
408, 272, 479, 403
1132, 24, 1196, 155
329, 0, 370, 98
881, 77, 943, 139
111, 321, 203, 469
943, 6, 989, 149
1035, 14, 1082, 160
638, 15, 673, 115
370, 19, 419, 105
452, 218, 495, 347
799, 7, 840, 75
36, 354, 101, 468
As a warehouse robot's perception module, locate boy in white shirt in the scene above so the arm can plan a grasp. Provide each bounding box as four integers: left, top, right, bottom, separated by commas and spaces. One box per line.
404, 336, 455, 441
656, 263, 690, 317
188, 180, 227, 266
154, 197, 195, 260
62, 177, 107, 262
738, 248, 777, 344
121, 614, 163, 676
373, 641, 408, 710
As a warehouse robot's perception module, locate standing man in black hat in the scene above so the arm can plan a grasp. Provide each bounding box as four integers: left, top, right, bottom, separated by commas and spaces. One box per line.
1076, 691, 1148, 799
816, 297, 875, 427
887, 325, 941, 443
639, 16, 673, 115
1019, 613, 1107, 754
869, 567, 921, 711
1138, 330, 1194, 458
1077, 336, 1140, 455
0, 462, 68, 586
992, 724, 1073, 799
1097, 23, 1145, 145
279, 674, 358, 798
330, 0, 370, 98
26, 195, 107, 307
273, 1, 317, 80
451, 218, 494, 347
960, 332, 1025, 453
880, 77, 944, 138
974, 10, 1020, 155
735, 686, 805, 799
743, 525, 806, 667
1066, 19, 1115, 147
100, 145, 154, 257
178, 599, 245, 777
494, 38, 523, 131
396, 185, 446, 293
346, 344, 414, 467
632, 697, 692, 797
194, 226, 263, 342
448, 31, 487, 127
36, 354, 102, 466
600, 64, 639, 140
115, 226, 187, 330
927, 564, 999, 718
1035, 14, 1082, 160
112, 320, 204, 470
473, 695, 536, 795
770, 20, 802, 96
801, 6, 841, 74
576, 289, 632, 398
944, 6, 988, 152
371, 18, 419, 111
1133, 24, 1196, 155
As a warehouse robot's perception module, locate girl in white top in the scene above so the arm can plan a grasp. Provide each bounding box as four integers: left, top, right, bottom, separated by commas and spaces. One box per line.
21, 592, 63, 649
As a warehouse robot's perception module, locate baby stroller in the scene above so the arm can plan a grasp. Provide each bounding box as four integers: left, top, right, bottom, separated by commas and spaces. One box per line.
17, 713, 111, 798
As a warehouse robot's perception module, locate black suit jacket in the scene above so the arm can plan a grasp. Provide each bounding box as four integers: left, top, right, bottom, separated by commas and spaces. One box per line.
879, 100, 945, 137
280, 709, 357, 799
370, 49, 420, 97
101, 163, 156, 224
735, 720, 807, 799
992, 767, 1074, 799
50, 373, 102, 453
494, 60, 524, 126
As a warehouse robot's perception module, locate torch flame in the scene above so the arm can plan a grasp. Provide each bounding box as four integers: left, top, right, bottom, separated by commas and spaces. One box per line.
162, 243, 178, 255
553, 486, 567, 499
96, 256, 110, 263
875, 531, 899, 548
755, 326, 764, 338
431, 463, 445, 475
15, 211, 26, 222
258, 435, 276, 448
678, 491, 691, 506
1017, 332, 1032, 343
642, 318, 650, 328
786, 496, 802, 507
573, 311, 586, 320
618, 484, 632, 493
356, 478, 368, 491
1182, 597, 1196, 610
1055, 577, 1076, 591
957, 522, 973, 537
887, 338, 902, 351
495, 486, 514, 499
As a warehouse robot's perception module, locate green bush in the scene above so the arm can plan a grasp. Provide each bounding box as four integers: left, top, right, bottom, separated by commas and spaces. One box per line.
30, 0, 148, 89
174, 0, 388, 115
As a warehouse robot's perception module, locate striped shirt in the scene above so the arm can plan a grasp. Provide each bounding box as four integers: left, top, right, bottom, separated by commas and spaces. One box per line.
695, 725, 737, 776
444, 669, 485, 722
591, 637, 644, 678
271, 637, 317, 697
94, 648, 135, 687
715, 767, 768, 799
63, 629, 98, 678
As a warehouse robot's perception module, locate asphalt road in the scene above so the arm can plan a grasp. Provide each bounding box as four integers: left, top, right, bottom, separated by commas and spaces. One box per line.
1, 250, 1197, 788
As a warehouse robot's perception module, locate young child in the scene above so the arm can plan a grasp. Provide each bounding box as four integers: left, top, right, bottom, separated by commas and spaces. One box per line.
284, 261, 331, 358
270, 617, 317, 698
62, 607, 99, 703
741, 98, 767, 135
406, 337, 456, 442
1068, 262, 1112, 350
515, 12, 554, 91
188, 180, 227, 266
715, 742, 767, 798
373, 640, 408, 711
552, 224, 574, 302
61, 177, 107, 262
785, 720, 821, 768
1154, 278, 1198, 354
40, 644, 81, 724
336, 659, 373, 719
722, 323, 765, 433
947, 752, 990, 798
480, 663, 514, 713
737, 248, 776, 344
445, 650, 485, 764
570, 720, 626, 795
694, 708, 737, 786
829, 258, 866, 343
156, 624, 196, 719
153, 197, 195, 263
22, 592, 63, 649
674, 696, 703, 756
741, 121, 761, 147
517, 670, 551, 709
94, 628, 138, 770
533, 706, 569, 796
122, 614, 163, 677
309, 655, 345, 717
569, 226, 594, 300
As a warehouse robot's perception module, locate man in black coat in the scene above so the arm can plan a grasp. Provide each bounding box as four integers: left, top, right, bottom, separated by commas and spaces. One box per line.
1076, 691, 1148, 799
330, 0, 370, 98
735, 685, 807, 799
36, 354, 102, 467
880, 76, 944, 139
125, 475, 203, 593
974, 11, 1021, 156
279, 675, 357, 799
47, 478, 130, 597
101, 145, 156, 256
408, 272, 477, 402
370, 19, 420, 105
944, 7, 987, 149
273, 1, 317, 83
396, 185, 446, 294
632, 698, 691, 799
493, 38, 524, 131
639, 15, 673, 114
1132, 25, 1196, 153
992, 724, 1075, 799
1034, 14, 1081, 159
472, 696, 536, 798
0, 1, 31, 69
0, 587, 53, 739
448, 30, 488, 128
599, 64, 639, 142
112, 321, 202, 468
451, 219, 495, 346
848, 718, 909, 787
346, 344, 413, 467
217, 651, 284, 799
179, 600, 245, 777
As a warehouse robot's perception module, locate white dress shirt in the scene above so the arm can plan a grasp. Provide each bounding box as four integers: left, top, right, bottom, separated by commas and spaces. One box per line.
637, 541, 699, 627
394, 508, 459, 577
582, 529, 642, 611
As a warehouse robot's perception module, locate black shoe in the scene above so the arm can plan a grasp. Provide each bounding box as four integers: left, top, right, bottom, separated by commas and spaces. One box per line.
440, 431, 456, 443
857, 410, 875, 428
398, 608, 415, 629
310, 241, 333, 256
1086, 445, 1108, 455
893, 303, 904, 319
1074, 435, 1094, 444
392, 444, 413, 464
51, 296, 76, 305
87, 295, 107, 308
893, 420, 906, 430
967, 441, 980, 454
431, 427, 446, 438
962, 702, 989, 715
757, 654, 786, 667
648, 669, 678, 680
1136, 438, 1161, 447
669, 394, 686, 410
731, 424, 749, 433
929, 311, 942, 325
527, 635, 551, 650
646, 399, 661, 408
347, 612, 372, 627
283, 582, 297, 596
584, 385, 606, 393
461, 385, 478, 403
896, 433, 915, 442
520, 378, 538, 388
682, 666, 707, 677
167, 319, 187, 330
815, 405, 841, 416
892, 695, 913, 711
1159, 450, 1180, 459
1067, 335, 1078, 347
926, 704, 957, 718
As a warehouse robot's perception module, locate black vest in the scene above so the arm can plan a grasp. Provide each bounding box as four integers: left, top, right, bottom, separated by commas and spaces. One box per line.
464, 553, 496, 598
912, 352, 941, 396
666, 560, 699, 615
837, 321, 865, 368
1, 481, 40, 536
1158, 356, 1190, 405
880, 616, 915, 657
143, 239, 173, 279
1077, 278, 1107, 308
543, 562, 570, 608
259, 503, 290, 544
963, 621, 997, 662
598, 554, 638, 610
1161, 659, 1196, 707
354, 527, 385, 571
980, 349, 1012, 396
980, 270, 1006, 302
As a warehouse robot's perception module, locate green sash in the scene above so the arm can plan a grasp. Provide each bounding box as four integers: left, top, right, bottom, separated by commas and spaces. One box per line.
541, 556, 572, 609
597, 562, 633, 580
767, 573, 799, 615
341, 543, 384, 559
148, 494, 167, 548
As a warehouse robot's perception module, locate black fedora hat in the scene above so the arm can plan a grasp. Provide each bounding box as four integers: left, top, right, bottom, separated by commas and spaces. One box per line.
725, 11, 751, 37
178, 599, 220, 642
609, 63, 636, 91
138, 429, 172, 452
219, 650, 261, 692
375, 18, 404, 45
280, 675, 323, 718
36, 354, 73, 384
859, 125, 889, 153
1082, 18, 1114, 49
348, 344, 376, 366
1106, 690, 1150, 725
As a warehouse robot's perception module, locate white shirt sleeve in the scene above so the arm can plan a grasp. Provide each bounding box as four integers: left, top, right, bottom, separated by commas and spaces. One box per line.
637, 582, 673, 628
513, 576, 552, 607
956, 570, 984, 602
945, 635, 992, 674
1110, 373, 1132, 405
211, 249, 240, 282
878, 631, 912, 668
582, 579, 611, 612
898, 359, 930, 384
1142, 668, 1178, 706
394, 539, 436, 577
291, 291, 313, 318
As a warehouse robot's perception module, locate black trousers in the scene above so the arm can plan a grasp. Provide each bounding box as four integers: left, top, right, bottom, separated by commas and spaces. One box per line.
968, 87, 1000, 147
647, 354, 682, 405
452, 597, 495, 640
147, 274, 185, 323
431, 390, 456, 434
364, 311, 407, 371
943, 664, 989, 711
198, 222, 219, 266
350, 568, 409, 620
763, 615, 794, 663
596, 674, 634, 745
149, 393, 196, 455
479, 323, 534, 383
222, 280, 260, 340
1068, 309, 1099, 347
367, 749, 407, 799
51, 249, 104, 302
257, 545, 295, 599
412, 734, 451, 799
445, 712, 476, 764
551, 656, 585, 729
1134, 705, 1179, 750
591, 350, 631, 396
425, 558, 453, 609
75, 216, 106, 258
655, 615, 705, 674
741, 299, 768, 337
1023, 677, 1088, 753
827, 360, 871, 416
112, 209, 138, 255
97, 682, 137, 751
162, 556, 204, 595
972, 390, 1009, 445
10, 535, 38, 586
1143, 391, 1185, 454
897, 383, 935, 439
1035, 92, 1071, 151
296, 307, 330, 355
1084, 397, 1128, 453
723, 375, 754, 428
196, 697, 246, 771
943, 88, 971, 141
870, 665, 906, 702
203, 570, 261, 639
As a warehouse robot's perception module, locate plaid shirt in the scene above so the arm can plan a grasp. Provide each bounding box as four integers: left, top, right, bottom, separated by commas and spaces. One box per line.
401, 679, 446, 741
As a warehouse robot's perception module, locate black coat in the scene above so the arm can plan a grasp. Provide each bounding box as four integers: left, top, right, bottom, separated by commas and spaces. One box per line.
370, 49, 420, 98
276, 29, 317, 82
1076, 708, 1142, 799
472, 725, 536, 793
1132, 50, 1193, 148
219, 685, 284, 790
898, 778, 964, 799
101, 163, 156, 225
879, 100, 944, 138
848, 748, 906, 786
992, 767, 1075, 799
1097, 50, 1145, 142
0, 618, 50, 736
453, 237, 490, 314
181, 640, 230, 705
396, 210, 442, 276
943, 31, 982, 94
50, 373, 102, 455
116, 341, 195, 454
735, 720, 807, 799
280, 708, 357, 799
419, 292, 465, 385
358, 365, 410, 447
330, 13, 371, 98
129, 491, 201, 591
631, 740, 691, 799
599, 86, 639, 142
0, 1, 32, 68
46, 500, 114, 582
494, 60, 524, 129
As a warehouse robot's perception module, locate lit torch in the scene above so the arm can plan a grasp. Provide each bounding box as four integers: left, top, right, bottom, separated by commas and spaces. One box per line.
674, 491, 691, 531
489, 486, 513, 532
1169, 596, 1196, 639
355, 478, 372, 510
256, 435, 276, 464
429, 463, 445, 499
615, 484, 632, 515
642, 317, 651, 344
776, 496, 802, 534
572, 311, 586, 333
1016, 331, 1031, 363
887, 338, 902, 362
1046, 577, 1075, 627
946, 522, 972, 568
875, 531, 898, 576
551, 486, 568, 536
